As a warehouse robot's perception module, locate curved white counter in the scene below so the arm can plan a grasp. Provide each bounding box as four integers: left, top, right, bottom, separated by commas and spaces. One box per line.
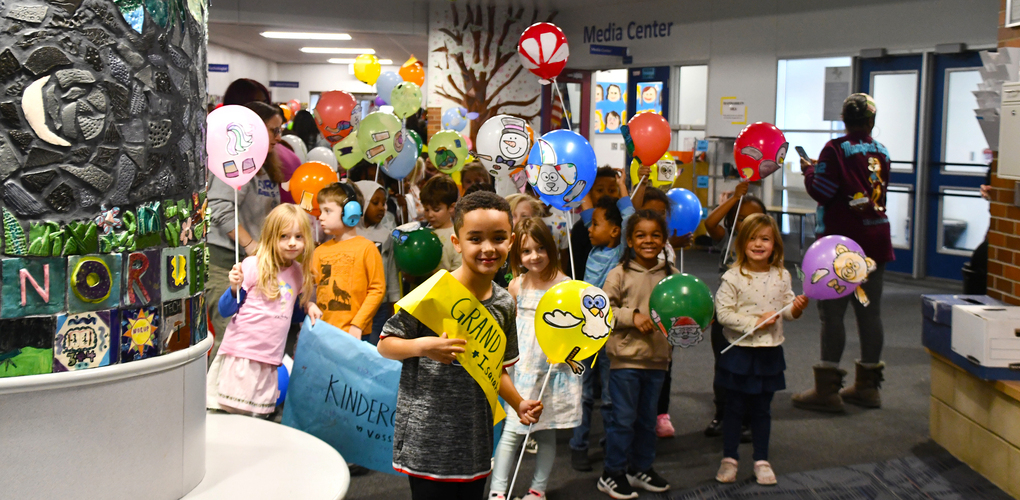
0, 336, 212, 500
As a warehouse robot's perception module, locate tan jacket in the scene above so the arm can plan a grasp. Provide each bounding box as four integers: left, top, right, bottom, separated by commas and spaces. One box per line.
603, 259, 678, 371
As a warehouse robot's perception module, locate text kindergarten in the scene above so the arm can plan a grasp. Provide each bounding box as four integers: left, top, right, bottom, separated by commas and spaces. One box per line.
584, 20, 675, 43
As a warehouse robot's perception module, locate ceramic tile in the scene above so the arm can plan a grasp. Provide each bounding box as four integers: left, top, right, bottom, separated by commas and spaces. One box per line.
161, 299, 191, 353
66, 254, 122, 313
0, 317, 55, 377
44, 182, 75, 213
120, 306, 160, 362
190, 293, 207, 345
123, 249, 161, 307
23, 46, 72, 76
161, 246, 190, 300
2, 208, 28, 256
27, 221, 64, 256
0, 142, 19, 181
61, 220, 99, 255
21, 169, 58, 193
134, 201, 161, 249
54, 69, 95, 88
189, 243, 206, 295
62, 164, 113, 192
54, 310, 119, 371
4, 181, 48, 216
1, 257, 66, 318
0, 49, 21, 81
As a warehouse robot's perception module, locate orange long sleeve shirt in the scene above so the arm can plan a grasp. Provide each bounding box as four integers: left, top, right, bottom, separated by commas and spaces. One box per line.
310, 236, 386, 334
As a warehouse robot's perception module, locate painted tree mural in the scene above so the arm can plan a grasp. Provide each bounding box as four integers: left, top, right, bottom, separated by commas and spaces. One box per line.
429, 3, 556, 141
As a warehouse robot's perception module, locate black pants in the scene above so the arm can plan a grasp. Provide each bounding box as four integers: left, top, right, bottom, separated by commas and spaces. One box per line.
657, 359, 672, 415
710, 318, 727, 419
722, 391, 774, 462
819, 263, 885, 364
408, 476, 487, 500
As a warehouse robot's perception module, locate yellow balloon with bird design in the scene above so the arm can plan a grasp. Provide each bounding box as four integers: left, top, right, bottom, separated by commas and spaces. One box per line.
534, 280, 613, 375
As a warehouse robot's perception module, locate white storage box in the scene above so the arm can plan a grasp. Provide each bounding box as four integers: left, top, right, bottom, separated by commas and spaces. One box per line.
951, 305, 1020, 369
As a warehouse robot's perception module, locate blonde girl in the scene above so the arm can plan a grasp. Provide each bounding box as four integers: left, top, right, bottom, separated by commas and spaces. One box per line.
206, 204, 321, 416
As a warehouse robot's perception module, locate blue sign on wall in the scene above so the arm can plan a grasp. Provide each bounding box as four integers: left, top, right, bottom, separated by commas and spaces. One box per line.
697, 175, 710, 188
590, 44, 628, 57
208, 64, 229, 72
269, 81, 300, 88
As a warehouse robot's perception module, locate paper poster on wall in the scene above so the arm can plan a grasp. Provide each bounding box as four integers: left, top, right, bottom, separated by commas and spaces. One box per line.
635, 82, 663, 115
594, 76, 627, 134
823, 67, 851, 121
721, 97, 746, 124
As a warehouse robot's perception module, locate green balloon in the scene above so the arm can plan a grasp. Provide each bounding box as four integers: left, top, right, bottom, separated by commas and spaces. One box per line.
334, 131, 364, 171
391, 82, 423, 120
406, 129, 424, 157
393, 228, 443, 276
428, 130, 469, 174
648, 273, 714, 348
357, 111, 403, 165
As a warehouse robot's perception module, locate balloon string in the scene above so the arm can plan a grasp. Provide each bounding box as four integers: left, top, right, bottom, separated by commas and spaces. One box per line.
566, 211, 577, 280
721, 304, 792, 354
680, 248, 684, 274
233, 189, 240, 265
630, 175, 647, 200
552, 79, 572, 132
722, 190, 745, 267
507, 366, 553, 498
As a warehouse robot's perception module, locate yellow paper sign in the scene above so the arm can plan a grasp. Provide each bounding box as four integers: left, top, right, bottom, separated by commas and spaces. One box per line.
395, 271, 507, 424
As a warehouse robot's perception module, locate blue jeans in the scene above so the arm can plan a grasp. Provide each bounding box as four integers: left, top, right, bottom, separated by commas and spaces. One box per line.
366, 302, 393, 346
604, 368, 666, 474
570, 347, 613, 451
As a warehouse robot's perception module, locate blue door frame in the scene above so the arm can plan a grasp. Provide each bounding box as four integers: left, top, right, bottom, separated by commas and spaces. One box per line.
858, 55, 924, 275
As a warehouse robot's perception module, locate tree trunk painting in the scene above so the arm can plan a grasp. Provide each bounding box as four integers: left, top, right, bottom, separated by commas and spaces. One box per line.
428, 3, 555, 142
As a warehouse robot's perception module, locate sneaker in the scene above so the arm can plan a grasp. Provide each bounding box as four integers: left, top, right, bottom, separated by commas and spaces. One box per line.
488, 493, 506, 500
655, 414, 675, 438
597, 471, 638, 499
704, 418, 723, 437
715, 458, 738, 483
525, 437, 538, 454
740, 426, 752, 444
627, 467, 670, 492
521, 489, 546, 500
571, 448, 593, 472
347, 463, 370, 476
754, 460, 777, 486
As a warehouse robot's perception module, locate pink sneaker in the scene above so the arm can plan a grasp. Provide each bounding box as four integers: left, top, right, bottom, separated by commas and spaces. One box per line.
655, 414, 675, 438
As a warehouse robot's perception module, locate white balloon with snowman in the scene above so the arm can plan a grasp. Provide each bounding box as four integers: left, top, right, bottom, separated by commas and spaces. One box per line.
475, 115, 532, 176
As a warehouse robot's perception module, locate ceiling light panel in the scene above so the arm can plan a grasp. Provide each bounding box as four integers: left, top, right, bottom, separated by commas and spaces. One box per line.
301, 47, 376, 54
261, 31, 352, 40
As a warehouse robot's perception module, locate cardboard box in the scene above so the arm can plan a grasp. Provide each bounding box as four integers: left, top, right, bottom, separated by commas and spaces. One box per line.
921, 295, 1020, 381
952, 305, 1020, 370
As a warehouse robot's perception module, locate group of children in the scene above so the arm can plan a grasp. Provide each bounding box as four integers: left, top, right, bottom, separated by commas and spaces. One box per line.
204, 158, 809, 500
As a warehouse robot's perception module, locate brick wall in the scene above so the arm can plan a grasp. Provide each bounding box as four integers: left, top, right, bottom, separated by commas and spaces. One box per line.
426, 107, 441, 140
989, 0, 1020, 304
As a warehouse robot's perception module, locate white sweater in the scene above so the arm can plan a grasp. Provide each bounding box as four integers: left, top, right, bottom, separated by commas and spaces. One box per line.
715, 266, 796, 347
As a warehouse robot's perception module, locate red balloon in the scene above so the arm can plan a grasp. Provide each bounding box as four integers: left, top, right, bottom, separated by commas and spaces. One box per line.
314, 90, 362, 146
734, 122, 788, 182
517, 22, 569, 81
290, 161, 339, 217
628, 112, 671, 166
287, 99, 301, 116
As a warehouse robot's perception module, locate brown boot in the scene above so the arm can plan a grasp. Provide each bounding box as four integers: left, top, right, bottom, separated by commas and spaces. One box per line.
791, 365, 847, 413
840, 361, 884, 408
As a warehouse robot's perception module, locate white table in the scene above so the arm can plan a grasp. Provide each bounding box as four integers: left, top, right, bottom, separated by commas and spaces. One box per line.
184, 413, 349, 499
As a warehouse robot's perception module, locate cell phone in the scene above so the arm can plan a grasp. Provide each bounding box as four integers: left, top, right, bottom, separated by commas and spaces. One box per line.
795, 146, 809, 160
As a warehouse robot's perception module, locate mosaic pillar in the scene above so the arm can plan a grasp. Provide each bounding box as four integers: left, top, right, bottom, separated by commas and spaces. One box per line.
0, 0, 209, 375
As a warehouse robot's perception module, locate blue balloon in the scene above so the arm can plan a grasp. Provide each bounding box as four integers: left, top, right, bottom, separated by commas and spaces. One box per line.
524, 130, 597, 210
277, 364, 290, 405
442, 108, 468, 131
381, 130, 417, 179
665, 187, 703, 236
375, 71, 403, 105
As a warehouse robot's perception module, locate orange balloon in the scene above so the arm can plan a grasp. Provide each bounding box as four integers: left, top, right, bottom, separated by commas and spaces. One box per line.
399, 61, 425, 87
628, 112, 671, 166
289, 161, 339, 216
279, 104, 293, 122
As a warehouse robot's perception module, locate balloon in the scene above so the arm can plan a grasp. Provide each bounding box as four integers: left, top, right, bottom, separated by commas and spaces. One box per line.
375, 71, 403, 106
665, 188, 703, 236
534, 280, 613, 374
428, 130, 470, 174
649, 273, 713, 348
354, 54, 381, 85
276, 364, 289, 405
406, 129, 424, 157
399, 56, 425, 87
313, 90, 361, 145
630, 152, 678, 188
281, 135, 308, 164
734, 122, 788, 182
517, 22, 569, 82
391, 81, 423, 120
333, 131, 364, 171
381, 131, 418, 179
289, 161, 339, 216
474, 115, 531, 177
442, 107, 470, 131
628, 112, 671, 166
357, 111, 404, 165
206, 105, 270, 190
279, 104, 293, 122
524, 130, 596, 210
307, 146, 338, 171
393, 227, 443, 276
801, 235, 875, 301
287, 99, 301, 116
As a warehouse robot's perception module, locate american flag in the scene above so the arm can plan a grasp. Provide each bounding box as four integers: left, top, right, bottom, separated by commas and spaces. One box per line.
550, 83, 571, 130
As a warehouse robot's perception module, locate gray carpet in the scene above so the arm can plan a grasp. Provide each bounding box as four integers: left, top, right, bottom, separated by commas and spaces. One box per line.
344, 247, 1000, 500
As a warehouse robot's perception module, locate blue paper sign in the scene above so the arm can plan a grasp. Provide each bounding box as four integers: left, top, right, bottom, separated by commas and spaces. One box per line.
282, 319, 403, 475
269, 81, 300, 88
590, 44, 628, 57
695, 140, 709, 153
208, 64, 229, 73
697, 175, 709, 188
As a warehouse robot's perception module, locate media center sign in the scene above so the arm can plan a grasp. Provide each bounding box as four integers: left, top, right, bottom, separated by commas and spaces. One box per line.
583, 20, 675, 43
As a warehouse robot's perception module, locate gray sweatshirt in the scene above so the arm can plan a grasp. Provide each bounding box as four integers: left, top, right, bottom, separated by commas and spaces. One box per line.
207, 174, 280, 252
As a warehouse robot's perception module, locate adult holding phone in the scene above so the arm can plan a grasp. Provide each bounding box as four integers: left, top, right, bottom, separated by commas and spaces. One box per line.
791, 94, 894, 413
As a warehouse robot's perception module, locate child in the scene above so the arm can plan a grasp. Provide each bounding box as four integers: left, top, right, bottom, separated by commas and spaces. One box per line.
713, 213, 808, 486
508, 194, 545, 228
311, 182, 386, 339
378, 192, 543, 500
489, 218, 578, 500
206, 204, 319, 416
355, 180, 400, 345
420, 174, 462, 272
461, 162, 493, 194
702, 184, 767, 436
599, 210, 677, 499
570, 167, 627, 280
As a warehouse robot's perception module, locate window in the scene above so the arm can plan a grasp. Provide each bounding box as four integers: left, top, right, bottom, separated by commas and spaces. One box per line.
675, 65, 707, 150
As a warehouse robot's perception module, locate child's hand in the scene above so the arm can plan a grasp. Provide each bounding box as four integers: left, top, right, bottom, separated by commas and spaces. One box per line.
734, 180, 749, 198
228, 263, 243, 293
670, 232, 693, 248
791, 295, 809, 318
349, 326, 363, 339
637, 164, 651, 179
418, 332, 467, 364
517, 399, 544, 425
756, 311, 778, 328
634, 312, 655, 334
306, 302, 323, 326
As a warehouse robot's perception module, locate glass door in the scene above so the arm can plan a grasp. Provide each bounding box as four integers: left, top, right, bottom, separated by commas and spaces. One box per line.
925, 52, 990, 280
858, 55, 924, 275
540, 70, 591, 138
